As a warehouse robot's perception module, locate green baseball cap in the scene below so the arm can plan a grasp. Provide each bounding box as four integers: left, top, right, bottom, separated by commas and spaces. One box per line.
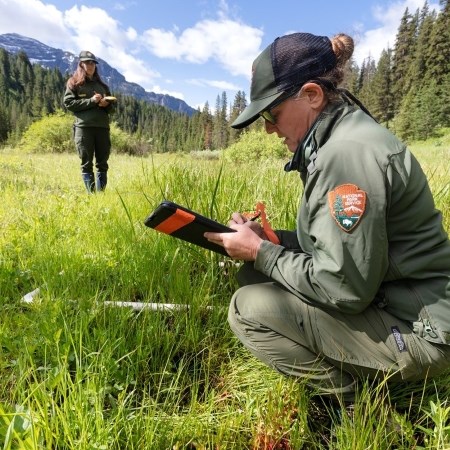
231, 33, 337, 129
79, 50, 98, 63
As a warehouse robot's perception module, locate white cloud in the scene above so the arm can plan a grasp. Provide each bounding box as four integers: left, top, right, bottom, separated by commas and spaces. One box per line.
0, 0, 71, 47
0, 0, 161, 90
0, 0, 261, 104
113, 1, 137, 12
354, 0, 440, 64
141, 18, 263, 78
61, 5, 160, 88
150, 85, 185, 100
188, 78, 240, 91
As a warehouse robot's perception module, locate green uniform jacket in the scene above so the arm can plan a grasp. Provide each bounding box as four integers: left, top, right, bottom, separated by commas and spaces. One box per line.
63, 78, 113, 128
255, 101, 450, 345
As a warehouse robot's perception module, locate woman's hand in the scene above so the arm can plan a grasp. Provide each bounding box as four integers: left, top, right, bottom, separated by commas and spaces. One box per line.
93, 92, 110, 107
98, 98, 110, 107
204, 212, 269, 260
92, 92, 103, 103
229, 212, 269, 240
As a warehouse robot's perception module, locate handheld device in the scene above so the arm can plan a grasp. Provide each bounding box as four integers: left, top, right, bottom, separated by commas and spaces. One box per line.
144, 201, 235, 255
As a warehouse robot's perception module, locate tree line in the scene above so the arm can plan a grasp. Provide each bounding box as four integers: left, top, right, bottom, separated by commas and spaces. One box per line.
352, 0, 449, 141
0, 0, 448, 153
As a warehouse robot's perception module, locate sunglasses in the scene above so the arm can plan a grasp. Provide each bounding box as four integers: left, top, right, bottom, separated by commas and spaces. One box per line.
259, 90, 298, 125
259, 109, 277, 125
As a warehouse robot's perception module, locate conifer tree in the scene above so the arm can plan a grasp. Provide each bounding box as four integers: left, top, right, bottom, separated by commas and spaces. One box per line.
355, 58, 367, 94
342, 58, 360, 94
412, 1, 437, 82
391, 8, 418, 113
212, 91, 229, 150
16, 51, 34, 101
427, 0, 450, 84
396, 2, 437, 139
0, 49, 11, 105
357, 56, 377, 113
201, 102, 213, 150
229, 90, 247, 144
426, 0, 450, 127
371, 48, 394, 127
0, 106, 9, 142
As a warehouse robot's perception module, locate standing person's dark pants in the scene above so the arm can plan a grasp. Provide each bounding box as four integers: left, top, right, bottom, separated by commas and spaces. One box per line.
74, 126, 110, 193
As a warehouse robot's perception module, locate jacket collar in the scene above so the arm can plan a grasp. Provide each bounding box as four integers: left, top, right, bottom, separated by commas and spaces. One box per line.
284, 100, 355, 175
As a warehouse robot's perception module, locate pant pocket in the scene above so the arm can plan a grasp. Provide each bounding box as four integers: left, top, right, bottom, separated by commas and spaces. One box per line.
309, 305, 421, 380
377, 311, 422, 380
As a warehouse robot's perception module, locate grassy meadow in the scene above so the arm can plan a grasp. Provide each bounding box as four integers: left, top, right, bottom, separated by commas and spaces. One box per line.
0, 132, 449, 449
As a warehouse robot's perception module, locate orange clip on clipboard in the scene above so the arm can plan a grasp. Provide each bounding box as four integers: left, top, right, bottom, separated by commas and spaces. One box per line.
144, 201, 235, 256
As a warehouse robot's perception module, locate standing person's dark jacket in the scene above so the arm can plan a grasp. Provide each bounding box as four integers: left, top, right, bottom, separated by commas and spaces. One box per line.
63, 78, 113, 128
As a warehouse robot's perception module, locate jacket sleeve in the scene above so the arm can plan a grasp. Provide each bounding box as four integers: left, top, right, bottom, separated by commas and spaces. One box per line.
255, 141, 390, 314
63, 87, 96, 112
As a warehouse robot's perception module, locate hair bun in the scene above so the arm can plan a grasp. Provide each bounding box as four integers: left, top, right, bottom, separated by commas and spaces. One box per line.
331, 33, 354, 67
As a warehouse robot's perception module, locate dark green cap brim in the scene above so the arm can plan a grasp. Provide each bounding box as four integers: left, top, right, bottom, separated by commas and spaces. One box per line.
231, 90, 285, 129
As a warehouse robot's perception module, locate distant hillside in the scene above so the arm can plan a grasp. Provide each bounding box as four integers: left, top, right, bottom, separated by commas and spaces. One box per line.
0, 33, 197, 116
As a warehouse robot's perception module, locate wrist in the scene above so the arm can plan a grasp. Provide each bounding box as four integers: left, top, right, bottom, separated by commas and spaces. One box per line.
251, 238, 263, 260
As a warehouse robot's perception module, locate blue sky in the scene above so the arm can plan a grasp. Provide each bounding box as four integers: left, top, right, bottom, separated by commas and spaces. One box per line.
0, 0, 439, 110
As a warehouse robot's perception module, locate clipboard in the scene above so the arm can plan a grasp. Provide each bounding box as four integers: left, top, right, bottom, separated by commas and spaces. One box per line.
144, 201, 235, 255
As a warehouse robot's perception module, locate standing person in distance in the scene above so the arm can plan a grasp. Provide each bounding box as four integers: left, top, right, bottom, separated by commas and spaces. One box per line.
64, 51, 115, 193
205, 32, 450, 409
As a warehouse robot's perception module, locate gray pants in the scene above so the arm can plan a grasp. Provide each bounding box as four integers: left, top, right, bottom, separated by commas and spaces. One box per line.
228, 263, 450, 401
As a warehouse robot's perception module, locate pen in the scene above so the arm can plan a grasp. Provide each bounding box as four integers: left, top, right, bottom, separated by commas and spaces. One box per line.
249, 212, 261, 222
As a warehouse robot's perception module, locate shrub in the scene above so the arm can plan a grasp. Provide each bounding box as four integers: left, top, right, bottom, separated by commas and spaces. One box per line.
17, 114, 150, 156
223, 129, 289, 163
189, 149, 221, 160
110, 122, 151, 156
18, 111, 74, 154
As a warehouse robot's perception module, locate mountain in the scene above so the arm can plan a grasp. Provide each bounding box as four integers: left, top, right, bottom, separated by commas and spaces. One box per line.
0, 33, 197, 116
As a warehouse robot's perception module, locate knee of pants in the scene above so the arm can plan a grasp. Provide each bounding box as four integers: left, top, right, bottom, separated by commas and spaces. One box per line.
227, 282, 294, 334
96, 161, 109, 172
228, 284, 267, 325
228, 290, 240, 332
95, 148, 110, 172
227, 286, 279, 356
228, 285, 256, 334
77, 147, 94, 172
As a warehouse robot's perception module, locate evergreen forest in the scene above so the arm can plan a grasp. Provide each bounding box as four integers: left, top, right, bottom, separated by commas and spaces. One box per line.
0, 0, 448, 153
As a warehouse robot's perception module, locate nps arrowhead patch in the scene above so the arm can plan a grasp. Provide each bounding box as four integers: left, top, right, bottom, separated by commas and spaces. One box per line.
328, 184, 366, 232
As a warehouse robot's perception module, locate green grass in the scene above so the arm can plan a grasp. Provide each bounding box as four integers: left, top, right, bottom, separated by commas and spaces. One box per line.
0, 135, 449, 449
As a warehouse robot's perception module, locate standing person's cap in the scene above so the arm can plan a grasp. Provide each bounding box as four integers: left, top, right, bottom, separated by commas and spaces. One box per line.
79, 51, 99, 63
231, 33, 337, 129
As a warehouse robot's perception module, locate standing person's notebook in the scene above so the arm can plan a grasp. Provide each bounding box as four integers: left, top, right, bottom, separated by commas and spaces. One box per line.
144, 201, 234, 256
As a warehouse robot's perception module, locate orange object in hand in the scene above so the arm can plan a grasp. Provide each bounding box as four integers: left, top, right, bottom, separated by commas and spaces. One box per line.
256, 202, 280, 244
245, 202, 280, 244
